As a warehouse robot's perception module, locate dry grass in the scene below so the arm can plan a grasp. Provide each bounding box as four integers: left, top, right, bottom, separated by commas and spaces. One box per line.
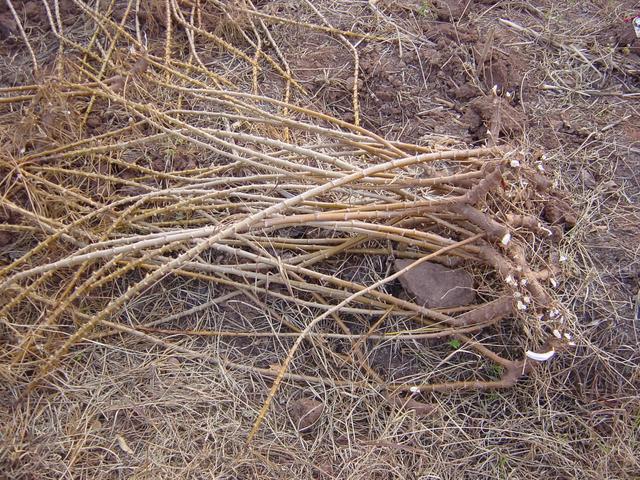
0, 0, 638, 479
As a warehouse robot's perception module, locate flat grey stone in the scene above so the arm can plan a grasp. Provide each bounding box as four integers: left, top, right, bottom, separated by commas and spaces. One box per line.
394, 259, 476, 308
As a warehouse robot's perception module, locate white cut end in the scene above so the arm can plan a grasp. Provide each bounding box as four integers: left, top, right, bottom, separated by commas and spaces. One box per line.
506, 275, 517, 287
540, 226, 553, 237
526, 350, 556, 362
563, 332, 572, 340
550, 278, 558, 288
409, 386, 420, 394
568, 341, 576, 347
517, 300, 527, 311
501, 232, 512, 246
549, 309, 560, 319
520, 278, 528, 286
510, 159, 521, 168
559, 255, 568, 262
492, 85, 499, 95
536, 163, 545, 172
523, 296, 531, 304
553, 329, 562, 339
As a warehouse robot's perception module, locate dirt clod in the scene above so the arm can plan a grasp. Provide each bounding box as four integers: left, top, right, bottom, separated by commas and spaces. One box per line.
432, 0, 466, 21
394, 259, 476, 308
463, 96, 525, 140
289, 397, 324, 432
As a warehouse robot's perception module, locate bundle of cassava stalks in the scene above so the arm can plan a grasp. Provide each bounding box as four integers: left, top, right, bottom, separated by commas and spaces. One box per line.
0, 0, 575, 438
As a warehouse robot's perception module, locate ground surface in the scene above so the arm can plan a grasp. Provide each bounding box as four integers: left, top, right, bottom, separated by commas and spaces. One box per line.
0, 1, 639, 479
